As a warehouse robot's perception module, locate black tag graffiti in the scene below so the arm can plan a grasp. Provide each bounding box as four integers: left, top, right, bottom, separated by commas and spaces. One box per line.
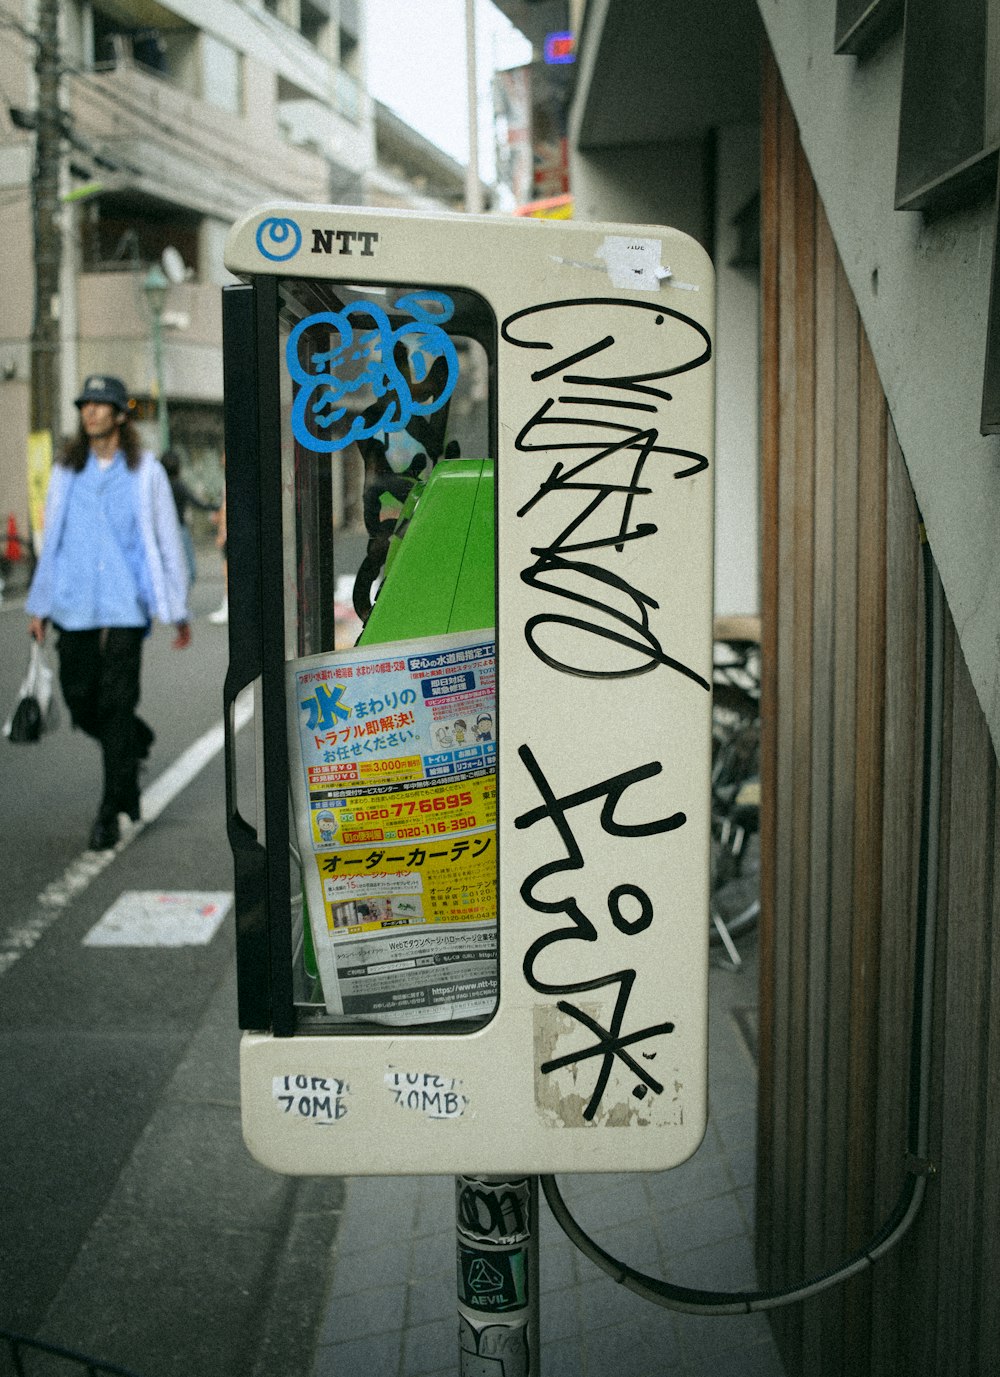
516, 745, 684, 1121
504, 294, 712, 1122
502, 298, 712, 684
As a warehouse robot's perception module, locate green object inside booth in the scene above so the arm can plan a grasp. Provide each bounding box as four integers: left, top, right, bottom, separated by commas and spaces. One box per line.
359, 458, 495, 644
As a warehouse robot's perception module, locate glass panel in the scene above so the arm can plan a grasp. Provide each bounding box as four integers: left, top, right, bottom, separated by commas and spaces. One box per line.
275, 276, 498, 1032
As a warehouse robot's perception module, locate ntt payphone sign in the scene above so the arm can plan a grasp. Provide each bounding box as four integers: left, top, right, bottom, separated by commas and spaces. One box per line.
225, 205, 714, 1175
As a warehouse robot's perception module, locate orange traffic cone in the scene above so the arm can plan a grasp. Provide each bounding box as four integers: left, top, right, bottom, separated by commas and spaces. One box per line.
4, 514, 21, 563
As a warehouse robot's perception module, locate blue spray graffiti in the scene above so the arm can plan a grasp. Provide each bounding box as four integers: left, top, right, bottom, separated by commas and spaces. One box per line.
256, 216, 302, 262
286, 292, 460, 453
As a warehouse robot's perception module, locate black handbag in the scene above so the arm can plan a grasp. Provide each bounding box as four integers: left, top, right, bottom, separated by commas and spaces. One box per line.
4, 640, 57, 744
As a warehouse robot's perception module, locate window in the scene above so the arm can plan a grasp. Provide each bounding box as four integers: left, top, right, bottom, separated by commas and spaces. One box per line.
80, 193, 200, 277
300, 0, 329, 50
275, 274, 497, 1030
895, 0, 999, 210
92, 10, 168, 70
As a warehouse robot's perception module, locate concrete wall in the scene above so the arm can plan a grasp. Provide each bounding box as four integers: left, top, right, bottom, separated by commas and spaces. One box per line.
570, 128, 762, 618
757, 0, 1000, 755
200, 218, 240, 288
0, 370, 31, 545
571, 138, 710, 246
713, 122, 761, 617
75, 274, 224, 407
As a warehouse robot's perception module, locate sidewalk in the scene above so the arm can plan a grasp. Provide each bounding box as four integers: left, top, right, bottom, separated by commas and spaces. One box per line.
311, 938, 785, 1377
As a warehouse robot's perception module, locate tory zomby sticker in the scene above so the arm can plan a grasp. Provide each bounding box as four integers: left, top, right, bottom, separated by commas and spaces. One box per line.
272, 1074, 350, 1123
384, 1068, 468, 1118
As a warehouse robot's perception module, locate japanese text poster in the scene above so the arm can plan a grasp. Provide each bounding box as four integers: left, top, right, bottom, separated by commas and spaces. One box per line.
287, 629, 497, 1023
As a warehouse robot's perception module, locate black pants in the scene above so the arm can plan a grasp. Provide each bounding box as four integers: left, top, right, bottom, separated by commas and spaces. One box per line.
56, 626, 151, 820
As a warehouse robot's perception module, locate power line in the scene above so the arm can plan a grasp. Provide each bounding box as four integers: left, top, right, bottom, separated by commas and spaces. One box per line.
4, 1, 358, 211
67, 68, 330, 207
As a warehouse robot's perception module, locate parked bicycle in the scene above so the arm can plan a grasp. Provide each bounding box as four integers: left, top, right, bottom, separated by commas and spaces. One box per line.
709, 617, 761, 969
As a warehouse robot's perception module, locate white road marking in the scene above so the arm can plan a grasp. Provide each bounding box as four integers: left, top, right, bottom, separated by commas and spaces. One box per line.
84, 890, 232, 947
0, 690, 253, 976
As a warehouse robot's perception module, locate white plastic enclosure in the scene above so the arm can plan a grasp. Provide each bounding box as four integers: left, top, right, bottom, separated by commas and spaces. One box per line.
224, 204, 715, 1175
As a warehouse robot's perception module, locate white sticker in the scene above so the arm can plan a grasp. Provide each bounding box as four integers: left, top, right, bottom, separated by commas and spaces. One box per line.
385, 1068, 468, 1118
272, 1074, 350, 1123
595, 235, 669, 291
83, 891, 231, 947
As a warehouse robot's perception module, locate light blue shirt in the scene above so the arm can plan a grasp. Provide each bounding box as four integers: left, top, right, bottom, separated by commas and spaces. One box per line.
27, 449, 189, 628
47, 453, 151, 629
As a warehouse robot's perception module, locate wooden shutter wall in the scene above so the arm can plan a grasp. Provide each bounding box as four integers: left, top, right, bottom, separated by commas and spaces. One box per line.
758, 46, 1000, 1377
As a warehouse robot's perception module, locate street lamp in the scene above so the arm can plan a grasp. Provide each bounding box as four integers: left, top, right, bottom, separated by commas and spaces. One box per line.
143, 262, 170, 454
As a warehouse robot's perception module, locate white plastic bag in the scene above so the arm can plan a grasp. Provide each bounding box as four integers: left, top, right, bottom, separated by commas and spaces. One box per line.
4, 640, 58, 743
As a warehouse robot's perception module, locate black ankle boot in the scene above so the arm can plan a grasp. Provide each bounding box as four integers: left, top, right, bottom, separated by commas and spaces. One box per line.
120, 781, 141, 823
88, 811, 120, 851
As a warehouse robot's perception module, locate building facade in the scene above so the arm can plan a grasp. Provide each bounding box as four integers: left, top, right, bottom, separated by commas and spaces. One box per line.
0, 0, 372, 535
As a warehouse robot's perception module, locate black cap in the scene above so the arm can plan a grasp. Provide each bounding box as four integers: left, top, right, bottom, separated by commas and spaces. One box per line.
75, 375, 130, 412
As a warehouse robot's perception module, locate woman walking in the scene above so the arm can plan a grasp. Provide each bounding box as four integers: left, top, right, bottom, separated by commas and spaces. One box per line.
26, 375, 190, 850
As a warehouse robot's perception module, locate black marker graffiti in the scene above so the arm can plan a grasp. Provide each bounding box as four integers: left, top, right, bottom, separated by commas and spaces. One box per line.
506, 292, 712, 1123
502, 298, 712, 683
516, 744, 683, 1121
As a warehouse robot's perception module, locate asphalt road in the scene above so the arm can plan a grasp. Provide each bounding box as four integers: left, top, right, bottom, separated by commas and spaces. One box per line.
0, 552, 343, 1377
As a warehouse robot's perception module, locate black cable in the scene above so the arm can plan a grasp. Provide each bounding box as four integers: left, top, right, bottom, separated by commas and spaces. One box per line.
541, 1171, 924, 1316
540, 520, 941, 1314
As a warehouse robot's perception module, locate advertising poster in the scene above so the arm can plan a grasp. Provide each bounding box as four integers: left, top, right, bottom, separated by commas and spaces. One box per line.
287, 629, 497, 1024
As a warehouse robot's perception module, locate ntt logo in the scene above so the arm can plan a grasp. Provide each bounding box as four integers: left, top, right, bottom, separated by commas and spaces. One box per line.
256, 216, 303, 262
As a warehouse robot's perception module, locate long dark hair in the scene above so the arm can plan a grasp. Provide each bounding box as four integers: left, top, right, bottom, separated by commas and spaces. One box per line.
61, 414, 143, 471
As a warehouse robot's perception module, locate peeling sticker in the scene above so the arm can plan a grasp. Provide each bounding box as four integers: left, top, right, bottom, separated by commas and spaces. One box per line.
272, 1073, 350, 1123
595, 235, 669, 291
550, 247, 699, 291
533, 1005, 684, 1128
385, 1068, 468, 1118
549, 254, 604, 274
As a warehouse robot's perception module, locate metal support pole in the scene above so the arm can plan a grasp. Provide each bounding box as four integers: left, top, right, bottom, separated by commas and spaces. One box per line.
151, 307, 169, 453
456, 1174, 539, 1374
464, 0, 483, 214
143, 264, 170, 453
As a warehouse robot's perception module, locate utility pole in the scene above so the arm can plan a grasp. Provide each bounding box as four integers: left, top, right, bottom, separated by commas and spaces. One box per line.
30, 0, 62, 448
464, 0, 483, 214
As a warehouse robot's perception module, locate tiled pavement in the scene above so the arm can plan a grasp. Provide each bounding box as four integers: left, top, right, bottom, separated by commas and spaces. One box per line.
312, 936, 785, 1377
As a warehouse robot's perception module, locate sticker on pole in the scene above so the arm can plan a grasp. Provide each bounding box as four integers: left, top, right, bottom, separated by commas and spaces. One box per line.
457, 1244, 528, 1313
